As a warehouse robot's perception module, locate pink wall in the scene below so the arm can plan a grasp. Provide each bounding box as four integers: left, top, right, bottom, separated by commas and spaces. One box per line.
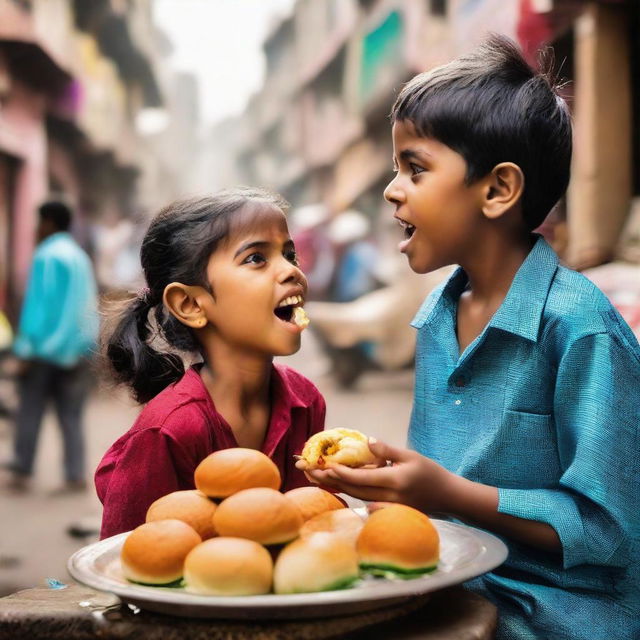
0, 78, 48, 298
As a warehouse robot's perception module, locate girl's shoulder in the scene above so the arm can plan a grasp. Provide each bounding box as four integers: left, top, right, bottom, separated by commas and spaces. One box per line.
132, 367, 214, 433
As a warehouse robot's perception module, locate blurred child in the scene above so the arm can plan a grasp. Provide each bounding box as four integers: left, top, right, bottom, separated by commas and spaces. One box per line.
299, 36, 640, 640
96, 188, 325, 539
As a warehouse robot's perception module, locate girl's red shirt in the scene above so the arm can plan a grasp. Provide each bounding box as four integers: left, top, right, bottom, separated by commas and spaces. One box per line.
95, 364, 326, 539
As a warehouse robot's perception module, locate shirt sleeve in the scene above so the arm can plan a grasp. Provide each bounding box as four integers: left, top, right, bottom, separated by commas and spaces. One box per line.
96, 427, 195, 539
13, 252, 50, 359
498, 331, 640, 569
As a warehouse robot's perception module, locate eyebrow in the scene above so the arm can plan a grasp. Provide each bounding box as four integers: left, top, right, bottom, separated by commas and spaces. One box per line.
233, 238, 294, 259
398, 148, 432, 163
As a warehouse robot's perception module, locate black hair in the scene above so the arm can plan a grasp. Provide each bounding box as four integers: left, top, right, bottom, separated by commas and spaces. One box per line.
39, 200, 72, 231
390, 34, 572, 230
104, 187, 289, 404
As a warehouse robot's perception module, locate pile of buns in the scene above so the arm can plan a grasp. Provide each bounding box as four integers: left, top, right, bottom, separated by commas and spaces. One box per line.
120, 445, 440, 596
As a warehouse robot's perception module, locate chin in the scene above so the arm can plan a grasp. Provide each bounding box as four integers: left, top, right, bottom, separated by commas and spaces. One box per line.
274, 339, 301, 357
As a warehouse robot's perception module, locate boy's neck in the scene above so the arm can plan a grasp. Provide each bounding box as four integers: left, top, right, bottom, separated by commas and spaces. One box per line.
455, 231, 535, 355
459, 231, 535, 303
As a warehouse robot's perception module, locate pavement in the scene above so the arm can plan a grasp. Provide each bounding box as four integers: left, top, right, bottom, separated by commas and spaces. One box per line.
0, 332, 413, 597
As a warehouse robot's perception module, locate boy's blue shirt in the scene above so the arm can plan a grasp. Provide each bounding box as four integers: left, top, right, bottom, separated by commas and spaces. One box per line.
409, 235, 640, 639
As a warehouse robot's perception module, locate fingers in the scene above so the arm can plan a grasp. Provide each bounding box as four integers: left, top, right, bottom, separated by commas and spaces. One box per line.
367, 438, 411, 463
322, 462, 397, 489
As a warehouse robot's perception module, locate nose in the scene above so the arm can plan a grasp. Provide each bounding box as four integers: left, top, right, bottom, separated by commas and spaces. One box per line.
384, 175, 404, 205
278, 256, 307, 290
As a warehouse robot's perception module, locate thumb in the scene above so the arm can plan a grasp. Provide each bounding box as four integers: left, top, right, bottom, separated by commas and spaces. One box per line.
367, 438, 411, 463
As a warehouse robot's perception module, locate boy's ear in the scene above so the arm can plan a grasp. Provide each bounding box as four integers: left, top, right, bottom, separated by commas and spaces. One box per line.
481, 162, 524, 220
163, 283, 210, 329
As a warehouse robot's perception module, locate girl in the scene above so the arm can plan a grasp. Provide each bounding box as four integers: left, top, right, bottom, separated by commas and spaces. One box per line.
96, 188, 325, 539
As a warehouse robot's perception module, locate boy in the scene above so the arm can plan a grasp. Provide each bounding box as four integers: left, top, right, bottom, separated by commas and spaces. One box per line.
299, 35, 640, 640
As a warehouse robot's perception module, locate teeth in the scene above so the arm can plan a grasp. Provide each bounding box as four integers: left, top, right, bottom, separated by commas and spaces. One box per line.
277, 294, 303, 308
397, 219, 414, 231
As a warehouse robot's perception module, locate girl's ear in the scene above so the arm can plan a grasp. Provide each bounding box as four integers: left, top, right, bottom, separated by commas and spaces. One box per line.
163, 283, 209, 329
481, 162, 524, 220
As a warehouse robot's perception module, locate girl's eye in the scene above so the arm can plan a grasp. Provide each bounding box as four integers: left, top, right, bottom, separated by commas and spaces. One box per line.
242, 252, 266, 266
285, 249, 299, 266
410, 163, 425, 176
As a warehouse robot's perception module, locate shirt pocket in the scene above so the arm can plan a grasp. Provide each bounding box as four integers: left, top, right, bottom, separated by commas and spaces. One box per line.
498, 410, 560, 487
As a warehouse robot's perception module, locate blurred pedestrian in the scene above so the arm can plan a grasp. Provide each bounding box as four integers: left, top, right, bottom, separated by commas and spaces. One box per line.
328, 210, 380, 303
290, 204, 335, 300
5, 200, 99, 493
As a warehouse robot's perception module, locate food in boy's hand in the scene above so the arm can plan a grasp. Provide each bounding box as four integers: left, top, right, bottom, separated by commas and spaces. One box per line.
121, 519, 202, 585
292, 306, 310, 328
212, 487, 303, 545
146, 490, 218, 540
300, 428, 377, 469
273, 532, 359, 594
356, 504, 439, 579
184, 537, 273, 596
194, 448, 281, 498
284, 486, 346, 521
299, 508, 365, 545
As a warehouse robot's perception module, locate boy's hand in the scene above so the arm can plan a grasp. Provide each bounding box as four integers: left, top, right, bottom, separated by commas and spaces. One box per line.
295, 439, 455, 513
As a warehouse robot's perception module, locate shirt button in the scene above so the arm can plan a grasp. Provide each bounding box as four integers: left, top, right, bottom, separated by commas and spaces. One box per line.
455, 376, 466, 387
454, 399, 462, 406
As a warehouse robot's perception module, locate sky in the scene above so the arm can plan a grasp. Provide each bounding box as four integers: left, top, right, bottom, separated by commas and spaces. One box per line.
153, 0, 295, 126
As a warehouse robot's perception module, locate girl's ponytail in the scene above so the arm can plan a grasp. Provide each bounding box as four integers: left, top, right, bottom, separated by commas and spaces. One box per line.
104, 293, 184, 404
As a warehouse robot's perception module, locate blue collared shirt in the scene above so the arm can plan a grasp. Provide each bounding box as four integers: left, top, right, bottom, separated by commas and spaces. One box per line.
409, 236, 640, 640
14, 232, 98, 368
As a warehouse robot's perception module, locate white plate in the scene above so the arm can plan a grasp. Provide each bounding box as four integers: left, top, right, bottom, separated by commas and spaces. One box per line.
67, 519, 507, 619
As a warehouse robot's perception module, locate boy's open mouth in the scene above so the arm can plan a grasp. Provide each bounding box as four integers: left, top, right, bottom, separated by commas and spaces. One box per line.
274, 294, 304, 323
396, 218, 416, 239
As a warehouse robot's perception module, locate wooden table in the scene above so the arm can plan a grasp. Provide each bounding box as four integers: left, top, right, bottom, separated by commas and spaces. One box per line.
0, 582, 497, 640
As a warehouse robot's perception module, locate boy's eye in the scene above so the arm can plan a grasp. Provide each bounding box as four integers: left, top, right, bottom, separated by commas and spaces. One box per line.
409, 163, 425, 176
242, 252, 266, 266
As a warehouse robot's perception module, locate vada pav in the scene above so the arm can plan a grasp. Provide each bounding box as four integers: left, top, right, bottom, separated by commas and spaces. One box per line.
273, 532, 359, 594
120, 519, 201, 585
213, 487, 303, 545
146, 490, 217, 540
299, 428, 377, 469
356, 504, 439, 578
284, 486, 345, 521
194, 448, 281, 498
299, 508, 364, 545
183, 537, 273, 596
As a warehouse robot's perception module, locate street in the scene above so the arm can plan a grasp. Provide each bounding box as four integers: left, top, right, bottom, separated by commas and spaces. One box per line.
0, 333, 414, 596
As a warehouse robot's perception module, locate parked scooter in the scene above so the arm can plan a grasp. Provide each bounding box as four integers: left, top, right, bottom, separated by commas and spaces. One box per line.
307, 265, 454, 388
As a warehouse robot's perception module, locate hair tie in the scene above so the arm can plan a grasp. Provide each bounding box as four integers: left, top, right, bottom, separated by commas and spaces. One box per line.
137, 287, 151, 302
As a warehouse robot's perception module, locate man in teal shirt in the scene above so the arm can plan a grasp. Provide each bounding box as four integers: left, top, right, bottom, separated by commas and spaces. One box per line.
7, 200, 98, 492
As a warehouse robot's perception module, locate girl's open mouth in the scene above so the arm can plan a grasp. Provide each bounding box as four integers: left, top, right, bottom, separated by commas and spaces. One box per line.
274, 295, 304, 323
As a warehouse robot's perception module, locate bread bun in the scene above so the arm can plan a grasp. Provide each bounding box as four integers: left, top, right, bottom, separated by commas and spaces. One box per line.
194, 448, 281, 498
184, 537, 273, 596
121, 519, 201, 585
213, 488, 303, 545
273, 532, 359, 594
299, 508, 364, 545
356, 504, 439, 577
300, 428, 377, 469
284, 486, 346, 521
146, 490, 217, 540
